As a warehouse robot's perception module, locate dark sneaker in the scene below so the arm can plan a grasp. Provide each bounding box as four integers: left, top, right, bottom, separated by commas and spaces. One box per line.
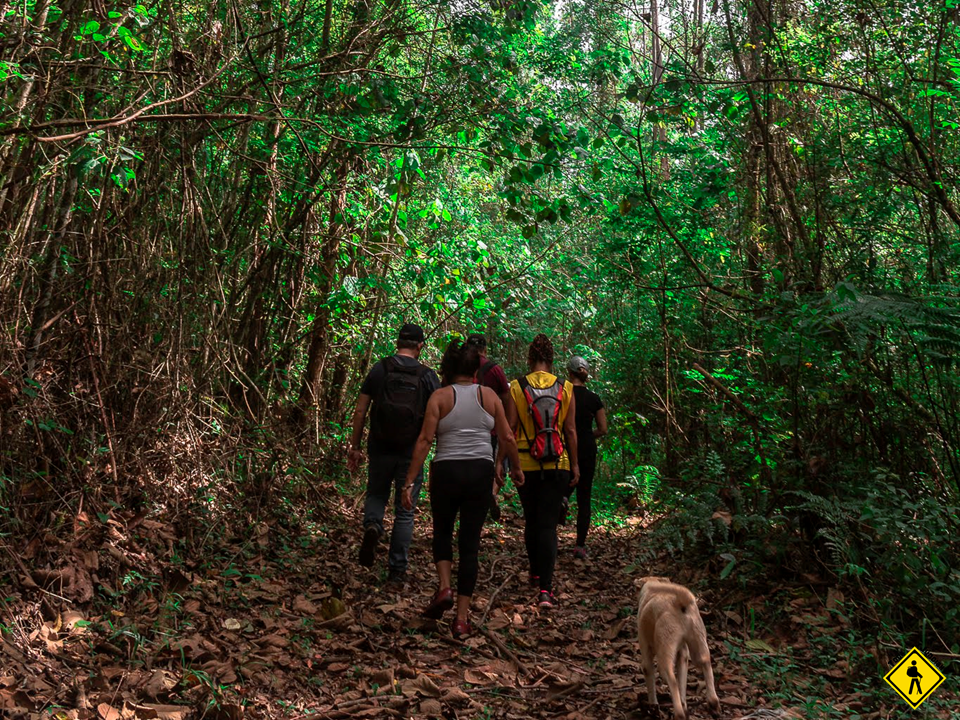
422, 587, 455, 619
488, 496, 502, 522
558, 497, 569, 526
451, 618, 474, 639
528, 574, 540, 588
358, 525, 380, 568
538, 590, 559, 609
385, 569, 407, 591
573, 546, 588, 560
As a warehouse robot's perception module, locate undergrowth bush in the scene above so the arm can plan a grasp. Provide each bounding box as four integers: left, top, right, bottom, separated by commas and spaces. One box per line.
642, 468, 960, 648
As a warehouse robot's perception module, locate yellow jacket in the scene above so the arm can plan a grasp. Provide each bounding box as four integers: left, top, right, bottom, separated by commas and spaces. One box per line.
509, 371, 574, 472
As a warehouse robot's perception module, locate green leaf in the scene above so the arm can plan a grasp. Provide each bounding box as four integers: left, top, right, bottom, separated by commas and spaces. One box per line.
744, 638, 776, 653
719, 553, 737, 579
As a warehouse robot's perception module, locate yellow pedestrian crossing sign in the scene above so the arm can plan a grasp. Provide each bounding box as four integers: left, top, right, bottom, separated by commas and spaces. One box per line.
883, 647, 946, 709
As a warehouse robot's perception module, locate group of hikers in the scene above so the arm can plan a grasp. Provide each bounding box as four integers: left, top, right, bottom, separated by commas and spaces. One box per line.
346, 324, 608, 638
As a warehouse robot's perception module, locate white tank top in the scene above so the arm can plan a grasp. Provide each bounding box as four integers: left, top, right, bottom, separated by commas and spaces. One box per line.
434, 383, 495, 462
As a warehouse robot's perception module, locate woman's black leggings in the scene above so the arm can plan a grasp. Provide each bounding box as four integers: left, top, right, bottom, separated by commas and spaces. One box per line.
568, 452, 596, 547
518, 468, 571, 592
430, 459, 494, 597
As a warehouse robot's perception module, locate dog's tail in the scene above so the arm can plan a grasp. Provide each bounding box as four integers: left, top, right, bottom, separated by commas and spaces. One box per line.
641, 581, 697, 614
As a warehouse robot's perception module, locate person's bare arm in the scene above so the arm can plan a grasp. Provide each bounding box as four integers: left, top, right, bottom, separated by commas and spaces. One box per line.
488, 389, 523, 487
564, 390, 579, 486
504, 386, 519, 434
401, 392, 443, 508
595, 407, 608, 438
496, 386, 520, 484
347, 394, 372, 472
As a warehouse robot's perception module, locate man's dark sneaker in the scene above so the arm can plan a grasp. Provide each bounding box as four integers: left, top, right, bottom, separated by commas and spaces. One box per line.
358, 525, 380, 568
385, 569, 407, 591
451, 618, 474, 639
422, 587, 455, 619
558, 497, 569, 526
573, 546, 588, 560
538, 590, 559, 609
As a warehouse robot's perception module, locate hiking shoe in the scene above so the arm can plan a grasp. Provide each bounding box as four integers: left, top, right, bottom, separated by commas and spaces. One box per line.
538, 590, 559, 609
528, 574, 540, 588
422, 587, 455, 619
488, 497, 502, 522
385, 569, 407, 591
451, 618, 474, 639
358, 525, 380, 568
573, 546, 588, 560
558, 497, 569, 526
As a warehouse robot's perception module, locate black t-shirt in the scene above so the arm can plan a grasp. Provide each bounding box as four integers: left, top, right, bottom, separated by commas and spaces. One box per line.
360, 354, 440, 453
573, 385, 604, 457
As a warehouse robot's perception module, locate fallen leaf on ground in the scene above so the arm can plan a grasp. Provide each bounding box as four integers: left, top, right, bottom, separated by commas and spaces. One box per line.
419, 699, 442, 717
97, 703, 121, 720
401, 675, 441, 698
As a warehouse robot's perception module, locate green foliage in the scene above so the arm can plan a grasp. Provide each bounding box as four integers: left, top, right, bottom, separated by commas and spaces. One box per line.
789, 476, 960, 642
2, 0, 960, 648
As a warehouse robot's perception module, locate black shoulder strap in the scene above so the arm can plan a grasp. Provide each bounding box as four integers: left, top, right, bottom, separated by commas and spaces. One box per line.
518, 374, 530, 392
478, 359, 494, 383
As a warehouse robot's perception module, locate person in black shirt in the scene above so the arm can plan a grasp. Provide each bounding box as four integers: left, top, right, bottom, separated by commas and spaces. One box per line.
565, 356, 607, 558
347, 323, 441, 587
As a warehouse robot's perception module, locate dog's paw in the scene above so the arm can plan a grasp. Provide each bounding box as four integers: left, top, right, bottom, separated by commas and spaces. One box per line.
636, 700, 661, 718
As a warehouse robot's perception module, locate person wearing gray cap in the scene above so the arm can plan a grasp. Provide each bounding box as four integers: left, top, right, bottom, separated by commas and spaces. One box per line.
347, 323, 441, 588
565, 356, 607, 559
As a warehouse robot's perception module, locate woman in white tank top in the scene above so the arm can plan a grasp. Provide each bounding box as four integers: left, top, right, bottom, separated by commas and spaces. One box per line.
403, 339, 524, 638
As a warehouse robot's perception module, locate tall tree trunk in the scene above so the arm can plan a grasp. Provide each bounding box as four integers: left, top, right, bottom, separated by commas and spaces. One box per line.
298, 155, 356, 413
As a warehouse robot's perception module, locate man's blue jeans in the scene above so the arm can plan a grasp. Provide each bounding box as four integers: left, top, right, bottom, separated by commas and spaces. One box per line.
362, 452, 423, 574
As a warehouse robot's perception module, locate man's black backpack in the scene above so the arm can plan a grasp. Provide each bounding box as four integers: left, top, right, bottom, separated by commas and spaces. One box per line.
370, 357, 428, 452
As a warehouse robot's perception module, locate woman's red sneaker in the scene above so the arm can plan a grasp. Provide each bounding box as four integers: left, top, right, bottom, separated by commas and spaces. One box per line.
452, 618, 474, 639
422, 588, 455, 619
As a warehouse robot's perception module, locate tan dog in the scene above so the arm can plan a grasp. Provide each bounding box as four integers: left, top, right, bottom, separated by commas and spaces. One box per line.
637, 579, 721, 720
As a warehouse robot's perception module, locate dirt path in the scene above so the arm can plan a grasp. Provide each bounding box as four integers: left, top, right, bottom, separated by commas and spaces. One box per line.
2, 501, 954, 719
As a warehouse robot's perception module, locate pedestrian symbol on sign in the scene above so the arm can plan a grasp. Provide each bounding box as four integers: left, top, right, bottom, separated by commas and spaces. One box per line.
906, 660, 922, 695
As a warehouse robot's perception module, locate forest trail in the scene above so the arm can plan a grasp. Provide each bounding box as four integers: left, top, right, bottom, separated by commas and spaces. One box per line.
7, 496, 939, 720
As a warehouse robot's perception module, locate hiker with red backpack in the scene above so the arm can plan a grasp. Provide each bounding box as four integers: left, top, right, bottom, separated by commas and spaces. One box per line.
347, 323, 441, 588
401, 339, 523, 638
503, 334, 579, 609
465, 333, 511, 521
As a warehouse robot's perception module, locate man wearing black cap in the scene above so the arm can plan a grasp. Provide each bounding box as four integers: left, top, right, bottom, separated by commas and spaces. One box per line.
347, 323, 440, 587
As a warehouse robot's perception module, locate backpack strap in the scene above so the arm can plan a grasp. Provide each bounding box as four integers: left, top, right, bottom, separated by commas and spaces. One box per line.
478, 360, 495, 386
377, 356, 397, 398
